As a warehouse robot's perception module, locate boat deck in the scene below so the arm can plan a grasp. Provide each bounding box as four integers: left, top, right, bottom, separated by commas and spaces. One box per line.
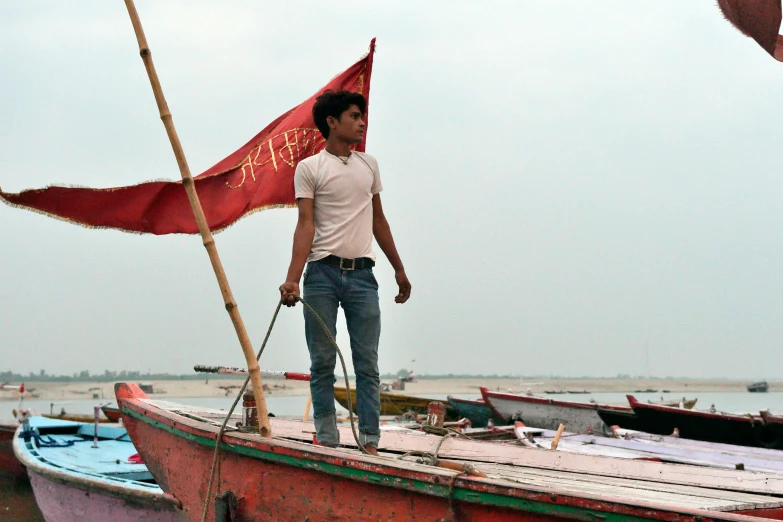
16, 417, 159, 491
141, 398, 783, 514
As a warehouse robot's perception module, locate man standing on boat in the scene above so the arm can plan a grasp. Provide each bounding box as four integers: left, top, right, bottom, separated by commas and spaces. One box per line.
280, 90, 411, 455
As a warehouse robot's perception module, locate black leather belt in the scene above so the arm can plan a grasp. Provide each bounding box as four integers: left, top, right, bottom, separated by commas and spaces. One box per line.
315, 255, 375, 271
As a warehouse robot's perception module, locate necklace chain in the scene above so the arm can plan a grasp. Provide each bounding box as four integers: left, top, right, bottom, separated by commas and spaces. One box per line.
326, 149, 351, 165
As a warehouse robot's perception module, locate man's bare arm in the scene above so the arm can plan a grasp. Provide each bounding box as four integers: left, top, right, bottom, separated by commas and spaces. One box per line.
280, 198, 315, 306
372, 193, 411, 303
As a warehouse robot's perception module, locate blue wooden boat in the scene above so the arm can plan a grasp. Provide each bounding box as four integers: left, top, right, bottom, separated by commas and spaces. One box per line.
13, 416, 181, 521
447, 396, 505, 428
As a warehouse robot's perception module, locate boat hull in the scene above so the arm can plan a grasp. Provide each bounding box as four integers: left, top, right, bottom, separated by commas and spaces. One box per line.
755, 411, 783, 449
334, 387, 458, 419
481, 388, 610, 433
447, 396, 504, 427
27, 469, 180, 522
627, 396, 769, 448
117, 383, 783, 521
42, 413, 111, 423
0, 424, 25, 480
13, 417, 182, 522
122, 404, 549, 521
596, 408, 649, 432
102, 405, 122, 423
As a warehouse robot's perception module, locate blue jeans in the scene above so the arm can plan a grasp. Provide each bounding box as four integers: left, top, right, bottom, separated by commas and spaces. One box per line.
303, 261, 381, 447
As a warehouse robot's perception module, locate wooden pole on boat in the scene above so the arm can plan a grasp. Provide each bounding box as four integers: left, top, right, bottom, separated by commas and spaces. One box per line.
551, 423, 566, 450
303, 393, 312, 422
123, 0, 271, 437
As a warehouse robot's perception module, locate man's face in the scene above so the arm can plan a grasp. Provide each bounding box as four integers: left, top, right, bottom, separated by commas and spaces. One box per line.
329, 104, 365, 144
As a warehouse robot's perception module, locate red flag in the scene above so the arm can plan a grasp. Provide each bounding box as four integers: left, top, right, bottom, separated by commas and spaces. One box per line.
0, 39, 376, 234
718, 0, 783, 60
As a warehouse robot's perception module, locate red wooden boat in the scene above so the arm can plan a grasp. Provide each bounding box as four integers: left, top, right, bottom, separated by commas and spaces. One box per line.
102, 405, 122, 423
0, 422, 26, 480
116, 383, 783, 521
627, 396, 772, 449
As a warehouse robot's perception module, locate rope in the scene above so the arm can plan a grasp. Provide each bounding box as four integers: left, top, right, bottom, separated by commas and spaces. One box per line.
396, 432, 474, 522
200, 299, 282, 522
421, 425, 471, 439
200, 295, 367, 522
397, 431, 459, 464
444, 470, 466, 522
22, 430, 90, 448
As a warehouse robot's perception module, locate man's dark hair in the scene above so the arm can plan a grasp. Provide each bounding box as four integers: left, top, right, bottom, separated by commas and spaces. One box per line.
312, 90, 367, 139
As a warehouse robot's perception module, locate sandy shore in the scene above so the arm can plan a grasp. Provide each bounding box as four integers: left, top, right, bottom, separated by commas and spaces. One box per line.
0, 378, 777, 401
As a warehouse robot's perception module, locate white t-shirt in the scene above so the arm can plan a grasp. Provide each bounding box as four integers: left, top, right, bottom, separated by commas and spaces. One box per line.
294, 150, 383, 262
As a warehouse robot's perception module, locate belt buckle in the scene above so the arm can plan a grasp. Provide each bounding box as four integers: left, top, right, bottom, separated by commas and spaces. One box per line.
339, 257, 356, 271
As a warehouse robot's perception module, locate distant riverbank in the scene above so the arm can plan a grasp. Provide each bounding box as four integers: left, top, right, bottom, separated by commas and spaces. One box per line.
1, 377, 776, 401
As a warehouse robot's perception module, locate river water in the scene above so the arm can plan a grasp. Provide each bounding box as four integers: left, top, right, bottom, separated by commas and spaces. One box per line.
5, 390, 783, 419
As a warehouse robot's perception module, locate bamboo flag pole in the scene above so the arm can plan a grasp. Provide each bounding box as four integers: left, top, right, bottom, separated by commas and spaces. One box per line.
123, 0, 271, 437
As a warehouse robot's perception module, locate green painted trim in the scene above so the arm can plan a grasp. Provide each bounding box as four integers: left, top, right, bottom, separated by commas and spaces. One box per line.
123, 406, 665, 521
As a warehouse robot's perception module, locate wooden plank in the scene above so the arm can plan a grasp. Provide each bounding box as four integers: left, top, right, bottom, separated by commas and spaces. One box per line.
473, 463, 783, 509
474, 463, 779, 512
266, 416, 783, 496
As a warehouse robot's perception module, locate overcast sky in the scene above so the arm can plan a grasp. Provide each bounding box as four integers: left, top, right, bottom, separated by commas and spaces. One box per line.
1, 1, 782, 379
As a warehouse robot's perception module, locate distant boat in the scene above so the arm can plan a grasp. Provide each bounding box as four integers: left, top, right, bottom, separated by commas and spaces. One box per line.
333, 387, 458, 420
748, 381, 769, 393
13, 416, 181, 521
446, 396, 505, 427
652, 398, 697, 409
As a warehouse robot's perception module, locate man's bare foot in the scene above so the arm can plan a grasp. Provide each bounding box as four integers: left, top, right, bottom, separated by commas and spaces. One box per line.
364, 446, 379, 456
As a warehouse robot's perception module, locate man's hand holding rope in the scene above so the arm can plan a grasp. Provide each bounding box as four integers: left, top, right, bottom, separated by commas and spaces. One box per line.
279, 282, 300, 307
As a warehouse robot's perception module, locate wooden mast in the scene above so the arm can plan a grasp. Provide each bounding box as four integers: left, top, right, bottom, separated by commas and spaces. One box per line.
123, 0, 271, 437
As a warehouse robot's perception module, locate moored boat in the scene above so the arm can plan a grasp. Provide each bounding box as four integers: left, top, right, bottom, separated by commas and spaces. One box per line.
747, 381, 769, 393
480, 387, 627, 433
757, 410, 783, 449
334, 386, 458, 420
13, 415, 181, 522
627, 395, 772, 449
0, 421, 26, 480
14, 408, 114, 424
117, 382, 783, 521
447, 396, 505, 427
596, 406, 648, 432
101, 405, 122, 423
42, 413, 112, 423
